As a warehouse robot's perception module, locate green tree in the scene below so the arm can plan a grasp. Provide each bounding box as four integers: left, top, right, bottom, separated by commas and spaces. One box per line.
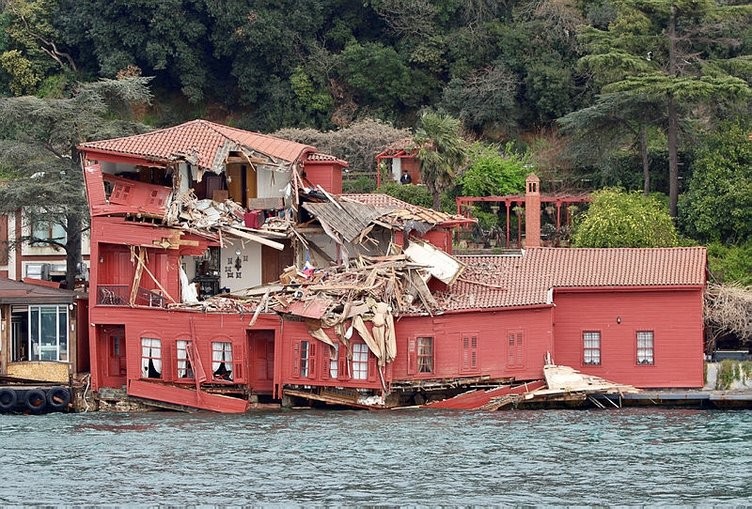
58, 0, 213, 103
460, 142, 528, 197
679, 120, 752, 244
414, 111, 467, 210
0, 0, 76, 96
707, 241, 752, 285
558, 91, 665, 195
576, 0, 752, 217
572, 188, 678, 247
441, 64, 518, 134
0, 76, 151, 289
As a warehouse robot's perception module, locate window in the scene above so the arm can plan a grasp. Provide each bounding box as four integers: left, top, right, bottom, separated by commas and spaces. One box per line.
583, 331, 601, 365
352, 343, 368, 380
141, 337, 162, 379
27, 305, 68, 362
329, 344, 339, 379
636, 331, 654, 365
212, 341, 233, 380
417, 337, 434, 373
461, 335, 478, 372
176, 340, 194, 379
31, 220, 67, 245
295, 340, 316, 378
300, 340, 311, 378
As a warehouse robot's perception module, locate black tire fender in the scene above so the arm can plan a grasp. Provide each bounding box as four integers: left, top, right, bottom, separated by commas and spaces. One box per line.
25, 389, 47, 414
0, 388, 17, 411
46, 387, 71, 411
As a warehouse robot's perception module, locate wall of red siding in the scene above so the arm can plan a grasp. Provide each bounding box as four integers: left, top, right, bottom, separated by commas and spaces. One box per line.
389, 308, 553, 383
305, 162, 343, 195
89, 305, 281, 392
552, 289, 704, 388
277, 320, 382, 391
275, 307, 554, 391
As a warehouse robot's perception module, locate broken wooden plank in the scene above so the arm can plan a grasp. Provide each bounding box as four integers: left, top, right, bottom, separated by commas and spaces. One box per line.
222, 226, 284, 250
247, 197, 285, 210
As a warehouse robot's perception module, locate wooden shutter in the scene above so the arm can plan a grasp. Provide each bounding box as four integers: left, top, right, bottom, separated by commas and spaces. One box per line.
470, 335, 478, 369
292, 340, 300, 377
507, 332, 516, 366
516, 332, 524, 367
407, 338, 417, 375
461, 336, 470, 371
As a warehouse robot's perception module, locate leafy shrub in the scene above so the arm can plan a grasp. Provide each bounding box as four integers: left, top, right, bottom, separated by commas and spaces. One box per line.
460, 142, 529, 197
572, 188, 678, 247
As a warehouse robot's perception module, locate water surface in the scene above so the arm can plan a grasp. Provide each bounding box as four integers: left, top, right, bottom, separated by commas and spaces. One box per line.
1, 408, 750, 506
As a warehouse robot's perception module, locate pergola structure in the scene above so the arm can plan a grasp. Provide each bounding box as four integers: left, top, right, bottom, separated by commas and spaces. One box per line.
455, 193, 591, 247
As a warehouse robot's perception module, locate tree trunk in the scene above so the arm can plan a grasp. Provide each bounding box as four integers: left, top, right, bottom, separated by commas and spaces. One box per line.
432, 190, 441, 211
639, 126, 650, 195
64, 212, 82, 290
667, 4, 679, 218
667, 97, 679, 217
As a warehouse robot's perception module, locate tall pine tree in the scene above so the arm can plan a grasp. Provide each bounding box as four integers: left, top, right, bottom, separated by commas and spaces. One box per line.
575, 0, 752, 217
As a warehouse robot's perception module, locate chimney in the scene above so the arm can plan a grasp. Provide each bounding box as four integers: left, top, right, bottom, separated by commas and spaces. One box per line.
525, 173, 541, 248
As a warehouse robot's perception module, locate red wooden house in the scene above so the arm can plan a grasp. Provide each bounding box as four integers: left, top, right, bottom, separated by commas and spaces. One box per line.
276, 247, 706, 407
79, 123, 707, 413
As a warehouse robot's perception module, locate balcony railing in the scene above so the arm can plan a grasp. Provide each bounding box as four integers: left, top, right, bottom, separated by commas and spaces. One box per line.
97, 285, 129, 305
97, 285, 166, 308
135, 287, 166, 308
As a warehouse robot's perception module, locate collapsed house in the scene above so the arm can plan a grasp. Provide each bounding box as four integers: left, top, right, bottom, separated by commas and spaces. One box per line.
79, 120, 708, 413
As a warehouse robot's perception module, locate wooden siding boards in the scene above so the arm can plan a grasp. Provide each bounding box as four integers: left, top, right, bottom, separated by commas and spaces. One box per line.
552, 289, 705, 388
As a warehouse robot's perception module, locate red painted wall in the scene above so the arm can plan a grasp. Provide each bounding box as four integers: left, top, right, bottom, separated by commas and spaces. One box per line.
402, 158, 421, 184
389, 308, 553, 383
275, 306, 554, 391
552, 289, 704, 388
89, 305, 282, 393
305, 162, 343, 195
277, 320, 382, 391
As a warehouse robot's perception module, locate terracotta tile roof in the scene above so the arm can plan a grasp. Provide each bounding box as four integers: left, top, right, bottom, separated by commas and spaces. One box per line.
306, 152, 348, 166
376, 137, 416, 157
437, 247, 706, 312
79, 119, 315, 171
0, 278, 76, 304
341, 194, 472, 226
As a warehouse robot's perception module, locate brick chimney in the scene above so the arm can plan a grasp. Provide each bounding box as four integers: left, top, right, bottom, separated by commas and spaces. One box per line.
525, 173, 541, 248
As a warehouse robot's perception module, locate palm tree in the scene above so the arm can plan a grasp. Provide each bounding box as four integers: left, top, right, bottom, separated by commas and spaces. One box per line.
414, 111, 467, 210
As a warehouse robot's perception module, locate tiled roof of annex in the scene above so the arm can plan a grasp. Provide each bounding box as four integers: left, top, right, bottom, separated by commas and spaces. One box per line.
435, 247, 707, 312
0, 278, 76, 304
341, 193, 471, 226
79, 119, 317, 170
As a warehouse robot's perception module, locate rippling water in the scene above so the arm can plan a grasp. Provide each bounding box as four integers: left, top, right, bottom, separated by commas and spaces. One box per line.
1, 408, 751, 506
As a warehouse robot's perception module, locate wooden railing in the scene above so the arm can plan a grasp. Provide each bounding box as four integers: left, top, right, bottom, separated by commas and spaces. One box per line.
96, 285, 129, 305
97, 285, 166, 308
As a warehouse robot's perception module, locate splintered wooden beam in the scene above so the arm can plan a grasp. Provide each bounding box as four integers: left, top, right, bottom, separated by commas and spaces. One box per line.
222, 226, 284, 250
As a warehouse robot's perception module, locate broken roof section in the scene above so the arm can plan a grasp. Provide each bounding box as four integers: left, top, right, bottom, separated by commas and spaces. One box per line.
79, 119, 320, 173
342, 193, 473, 227
206, 246, 707, 318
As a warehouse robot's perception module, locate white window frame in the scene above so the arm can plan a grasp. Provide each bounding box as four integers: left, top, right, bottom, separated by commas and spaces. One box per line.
141, 337, 162, 379
212, 341, 233, 380
176, 339, 194, 379
417, 336, 434, 373
352, 343, 368, 380
636, 331, 655, 365
27, 305, 68, 362
583, 331, 601, 365
329, 344, 339, 379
